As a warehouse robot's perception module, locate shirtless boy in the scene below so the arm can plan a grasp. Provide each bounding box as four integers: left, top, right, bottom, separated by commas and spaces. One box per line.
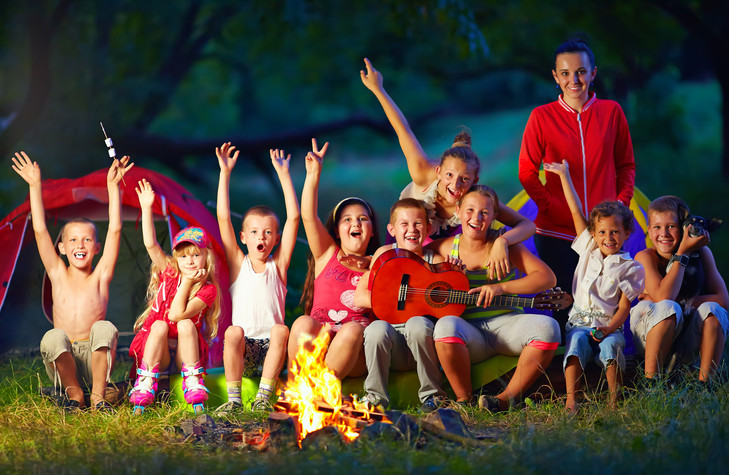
12, 151, 133, 410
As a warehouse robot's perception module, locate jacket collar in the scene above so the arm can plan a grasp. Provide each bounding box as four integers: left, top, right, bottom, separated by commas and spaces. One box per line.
557, 91, 597, 114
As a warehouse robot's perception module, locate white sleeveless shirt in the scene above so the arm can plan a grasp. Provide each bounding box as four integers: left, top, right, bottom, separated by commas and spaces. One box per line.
229, 255, 286, 339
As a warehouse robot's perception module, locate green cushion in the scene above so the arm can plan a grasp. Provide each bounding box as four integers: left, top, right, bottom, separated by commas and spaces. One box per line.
170, 354, 520, 410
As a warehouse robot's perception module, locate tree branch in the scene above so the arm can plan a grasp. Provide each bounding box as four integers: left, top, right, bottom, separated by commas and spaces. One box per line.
0, 0, 72, 157
131, 2, 237, 131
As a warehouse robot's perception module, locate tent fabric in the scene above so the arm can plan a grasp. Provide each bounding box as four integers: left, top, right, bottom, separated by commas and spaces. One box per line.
496, 179, 652, 259
0, 166, 231, 366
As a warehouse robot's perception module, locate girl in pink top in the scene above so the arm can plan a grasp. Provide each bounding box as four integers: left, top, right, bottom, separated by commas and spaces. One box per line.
288, 139, 380, 379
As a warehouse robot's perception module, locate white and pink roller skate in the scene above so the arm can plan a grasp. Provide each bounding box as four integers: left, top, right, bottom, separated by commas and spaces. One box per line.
181, 362, 209, 414
129, 362, 159, 415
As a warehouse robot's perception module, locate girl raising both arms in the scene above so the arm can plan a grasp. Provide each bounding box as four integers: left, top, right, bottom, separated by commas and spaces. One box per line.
288, 139, 381, 379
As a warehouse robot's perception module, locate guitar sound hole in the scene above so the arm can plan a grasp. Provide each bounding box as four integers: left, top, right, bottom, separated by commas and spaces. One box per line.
425, 281, 451, 308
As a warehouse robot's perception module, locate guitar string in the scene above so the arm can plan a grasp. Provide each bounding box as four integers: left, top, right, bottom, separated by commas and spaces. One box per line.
400, 288, 534, 305
397, 287, 564, 307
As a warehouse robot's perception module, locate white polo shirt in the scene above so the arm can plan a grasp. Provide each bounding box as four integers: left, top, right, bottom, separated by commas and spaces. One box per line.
568, 229, 645, 327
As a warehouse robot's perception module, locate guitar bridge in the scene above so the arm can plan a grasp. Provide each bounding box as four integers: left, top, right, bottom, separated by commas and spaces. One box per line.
398, 274, 410, 311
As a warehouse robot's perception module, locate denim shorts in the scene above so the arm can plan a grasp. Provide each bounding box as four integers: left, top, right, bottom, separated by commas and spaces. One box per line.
563, 324, 625, 372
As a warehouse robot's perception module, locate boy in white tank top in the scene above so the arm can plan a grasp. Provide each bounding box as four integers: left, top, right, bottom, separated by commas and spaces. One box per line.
215, 143, 300, 411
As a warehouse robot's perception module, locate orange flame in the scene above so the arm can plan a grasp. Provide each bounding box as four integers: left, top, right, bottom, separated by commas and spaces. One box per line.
279, 326, 361, 442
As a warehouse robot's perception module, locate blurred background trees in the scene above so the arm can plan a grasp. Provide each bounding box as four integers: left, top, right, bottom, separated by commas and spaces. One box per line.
0, 0, 726, 349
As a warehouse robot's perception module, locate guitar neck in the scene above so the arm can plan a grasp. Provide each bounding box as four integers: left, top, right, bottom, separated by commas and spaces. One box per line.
449, 290, 535, 308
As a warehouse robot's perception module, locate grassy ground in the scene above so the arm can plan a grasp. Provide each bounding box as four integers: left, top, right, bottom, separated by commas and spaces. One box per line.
1, 355, 728, 474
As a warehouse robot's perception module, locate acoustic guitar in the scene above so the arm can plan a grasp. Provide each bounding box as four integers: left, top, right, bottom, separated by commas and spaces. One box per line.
369, 248, 571, 324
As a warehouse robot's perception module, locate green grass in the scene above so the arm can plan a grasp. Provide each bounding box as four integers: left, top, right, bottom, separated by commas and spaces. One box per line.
2, 356, 729, 473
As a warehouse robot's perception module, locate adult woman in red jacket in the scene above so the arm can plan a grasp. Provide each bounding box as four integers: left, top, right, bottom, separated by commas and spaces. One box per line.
518, 38, 636, 335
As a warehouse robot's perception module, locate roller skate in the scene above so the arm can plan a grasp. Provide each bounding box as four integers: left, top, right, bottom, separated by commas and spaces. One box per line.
129, 362, 159, 415
181, 362, 209, 414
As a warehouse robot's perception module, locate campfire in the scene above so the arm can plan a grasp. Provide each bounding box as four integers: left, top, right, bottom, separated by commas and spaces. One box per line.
176, 327, 482, 451
273, 328, 390, 445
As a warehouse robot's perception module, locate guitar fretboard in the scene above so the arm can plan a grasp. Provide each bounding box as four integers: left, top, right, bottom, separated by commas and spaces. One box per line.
400, 285, 536, 308
445, 289, 535, 308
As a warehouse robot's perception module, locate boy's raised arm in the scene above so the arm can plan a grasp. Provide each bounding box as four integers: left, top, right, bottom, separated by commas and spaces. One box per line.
216, 142, 245, 279
96, 156, 133, 281
360, 58, 434, 188
135, 179, 167, 270
544, 160, 587, 235
271, 148, 300, 284
11, 152, 65, 278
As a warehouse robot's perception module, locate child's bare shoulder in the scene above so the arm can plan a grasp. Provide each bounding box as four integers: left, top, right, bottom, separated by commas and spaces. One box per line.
635, 247, 659, 266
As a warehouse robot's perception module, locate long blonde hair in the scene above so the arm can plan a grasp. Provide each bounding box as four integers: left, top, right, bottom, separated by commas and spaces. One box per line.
133, 242, 222, 341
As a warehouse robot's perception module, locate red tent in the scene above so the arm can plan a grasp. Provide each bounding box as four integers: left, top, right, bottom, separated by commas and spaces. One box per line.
0, 166, 231, 366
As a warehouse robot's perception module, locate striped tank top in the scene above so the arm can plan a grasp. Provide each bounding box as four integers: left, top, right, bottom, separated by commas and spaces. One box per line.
450, 234, 520, 320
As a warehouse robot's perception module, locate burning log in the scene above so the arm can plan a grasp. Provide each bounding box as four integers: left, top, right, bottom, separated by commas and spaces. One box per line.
300, 426, 345, 451
267, 412, 299, 450
275, 327, 392, 445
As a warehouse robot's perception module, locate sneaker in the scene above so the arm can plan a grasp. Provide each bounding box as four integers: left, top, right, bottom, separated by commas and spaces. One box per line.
418, 395, 446, 414
455, 394, 479, 408
39, 386, 65, 405
62, 398, 83, 414
215, 400, 243, 415
358, 393, 386, 413
478, 395, 505, 413
93, 400, 115, 413
251, 398, 272, 412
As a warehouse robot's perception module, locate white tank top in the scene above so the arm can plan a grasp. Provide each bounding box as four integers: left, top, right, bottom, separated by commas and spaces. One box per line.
229, 255, 286, 339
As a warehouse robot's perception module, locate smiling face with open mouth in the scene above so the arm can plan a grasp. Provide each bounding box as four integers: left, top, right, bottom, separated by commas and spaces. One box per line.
241, 214, 280, 259
435, 156, 477, 205
647, 210, 682, 259
387, 206, 430, 253
592, 215, 630, 257
58, 222, 100, 270
457, 192, 495, 239
337, 204, 373, 255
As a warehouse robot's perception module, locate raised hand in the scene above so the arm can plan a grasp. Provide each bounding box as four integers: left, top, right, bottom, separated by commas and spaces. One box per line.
11, 151, 41, 187
216, 142, 240, 175
270, 148, 291, 174
543, 159, 569, 178
108, 155, 134, 186
360, 57, 384, 93
305, 137, 329, 175
135, 179, 155, 209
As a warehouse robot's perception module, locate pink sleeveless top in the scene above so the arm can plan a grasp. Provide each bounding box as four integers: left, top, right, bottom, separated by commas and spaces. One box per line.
310, 249, 373, 331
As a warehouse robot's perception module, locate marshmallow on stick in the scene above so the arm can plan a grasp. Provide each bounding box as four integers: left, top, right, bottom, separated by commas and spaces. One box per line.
100, 122, 126, 185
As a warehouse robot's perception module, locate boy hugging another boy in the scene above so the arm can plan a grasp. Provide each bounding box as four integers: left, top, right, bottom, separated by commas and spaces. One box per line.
355, 198, 449, 413
215, 143, 299, 412
631, 196, 728, 382
12, 151, 133, 411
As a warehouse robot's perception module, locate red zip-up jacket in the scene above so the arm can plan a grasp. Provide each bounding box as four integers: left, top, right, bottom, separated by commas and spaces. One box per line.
518, 93, 636, 241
